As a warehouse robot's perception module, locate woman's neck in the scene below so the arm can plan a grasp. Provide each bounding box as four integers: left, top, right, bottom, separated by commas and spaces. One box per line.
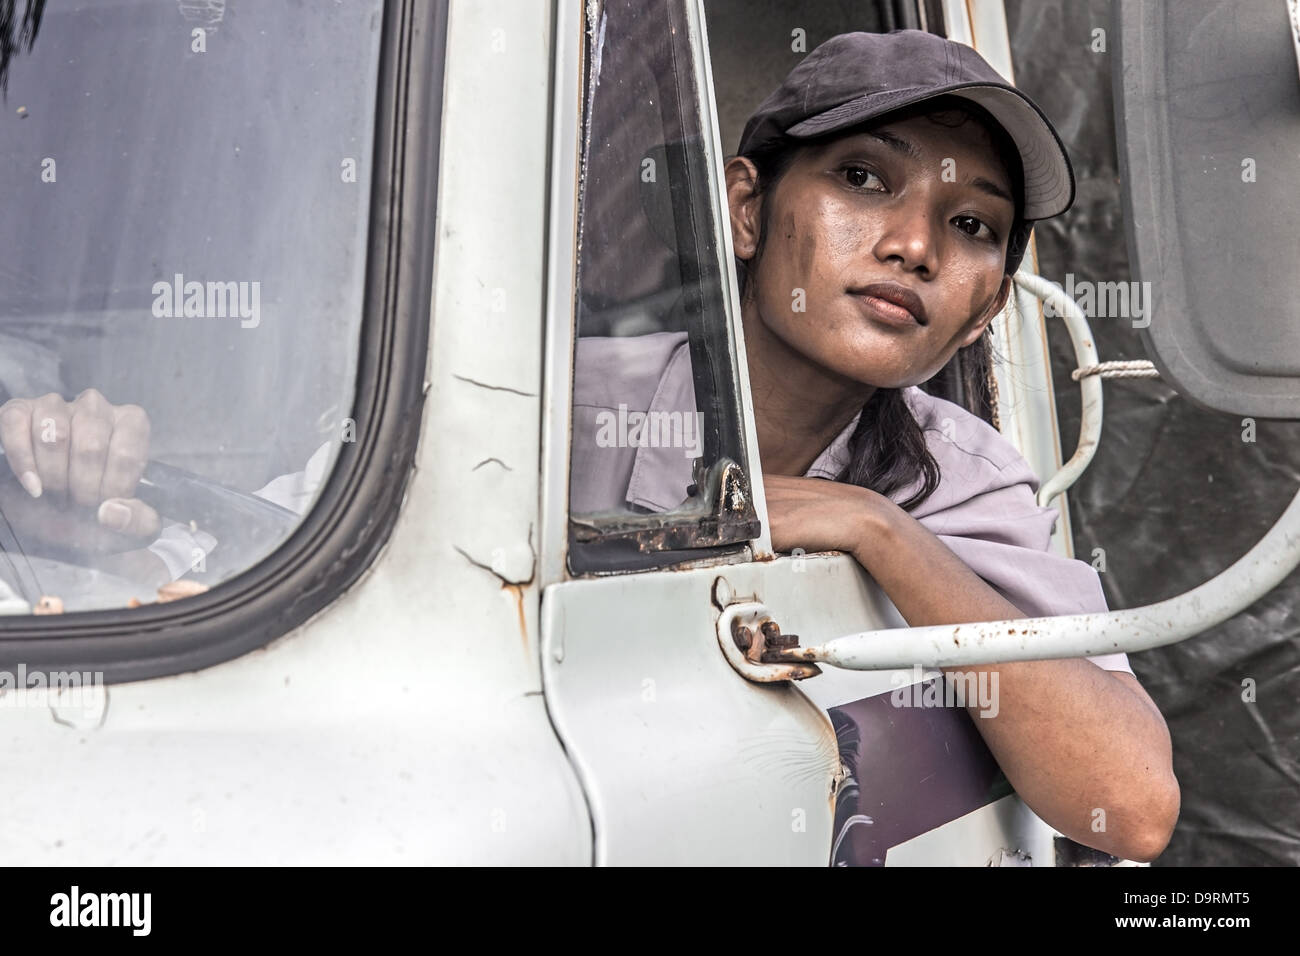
741, 304, 876, 477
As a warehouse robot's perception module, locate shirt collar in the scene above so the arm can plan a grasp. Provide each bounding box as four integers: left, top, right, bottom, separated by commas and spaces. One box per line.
803, 410, 862, 480
621, 338, 934, 510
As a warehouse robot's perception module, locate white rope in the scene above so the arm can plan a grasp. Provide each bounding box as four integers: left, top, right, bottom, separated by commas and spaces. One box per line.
1071, 359, 1161, 382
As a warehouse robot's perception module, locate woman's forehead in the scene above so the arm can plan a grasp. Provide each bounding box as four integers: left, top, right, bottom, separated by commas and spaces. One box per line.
837, 115, 1005, 164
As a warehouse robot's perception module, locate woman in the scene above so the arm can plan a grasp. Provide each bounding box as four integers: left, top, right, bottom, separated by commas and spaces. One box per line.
734, 31, 1177, 862
573, 29, 1178, 863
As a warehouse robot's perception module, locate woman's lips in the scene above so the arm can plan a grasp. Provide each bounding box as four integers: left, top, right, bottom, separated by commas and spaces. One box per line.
847, 282, 928, 328
849, 292, 923, 329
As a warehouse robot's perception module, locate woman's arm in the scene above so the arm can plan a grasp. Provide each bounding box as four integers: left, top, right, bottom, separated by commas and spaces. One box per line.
764, 475, 1180, 862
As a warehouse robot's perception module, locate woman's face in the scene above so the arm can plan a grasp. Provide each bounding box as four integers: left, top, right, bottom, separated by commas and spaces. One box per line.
727, 111, 1017, 389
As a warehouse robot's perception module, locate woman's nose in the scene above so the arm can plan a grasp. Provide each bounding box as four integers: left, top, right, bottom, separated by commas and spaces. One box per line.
870, 201, 941, 277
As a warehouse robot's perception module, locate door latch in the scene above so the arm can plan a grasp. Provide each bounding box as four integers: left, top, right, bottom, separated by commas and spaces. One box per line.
716, 602, 820, 683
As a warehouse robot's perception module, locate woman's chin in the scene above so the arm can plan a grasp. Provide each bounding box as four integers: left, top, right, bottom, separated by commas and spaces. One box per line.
819, 359, 934, 393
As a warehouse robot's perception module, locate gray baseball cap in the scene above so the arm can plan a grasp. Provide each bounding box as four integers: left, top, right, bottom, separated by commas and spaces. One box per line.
737, 30, 1075, 222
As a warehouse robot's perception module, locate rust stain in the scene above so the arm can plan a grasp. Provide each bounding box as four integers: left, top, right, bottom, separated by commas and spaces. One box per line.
503, 583, 528, 648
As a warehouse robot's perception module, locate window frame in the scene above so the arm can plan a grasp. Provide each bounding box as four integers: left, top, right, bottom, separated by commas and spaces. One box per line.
0, 0, 447, 683
561, 0, 767, 577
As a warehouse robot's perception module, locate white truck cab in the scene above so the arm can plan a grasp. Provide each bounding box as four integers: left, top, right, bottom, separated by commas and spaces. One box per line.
1, 0, 1296, 866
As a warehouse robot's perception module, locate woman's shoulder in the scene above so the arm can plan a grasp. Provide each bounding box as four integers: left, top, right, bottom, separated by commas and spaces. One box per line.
901, 386, 1028, 476
899, 386, 1047, 508
900, 387, 1118, 625
893, 385, 1056, 533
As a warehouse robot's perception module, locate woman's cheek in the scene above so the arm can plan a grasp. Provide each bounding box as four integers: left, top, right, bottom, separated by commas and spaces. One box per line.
755, 261, 801, 331
954, 271, 992, 323
948, 264, 1003, 333
823, 204, 873, 265
770, 209, 816, 313
755, 238, 816, 330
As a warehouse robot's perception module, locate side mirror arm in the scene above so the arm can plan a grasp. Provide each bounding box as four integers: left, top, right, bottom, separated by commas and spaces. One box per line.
778, 486, 1300, 669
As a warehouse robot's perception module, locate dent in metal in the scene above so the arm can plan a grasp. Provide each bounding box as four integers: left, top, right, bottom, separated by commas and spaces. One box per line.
451, 373, 537, 398
453, 525, 537, 647
49, 684, 109, 731
453, 524, 537, 588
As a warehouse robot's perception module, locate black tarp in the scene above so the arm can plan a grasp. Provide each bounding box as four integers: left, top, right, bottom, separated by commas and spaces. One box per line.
1006, 0, 1300, 865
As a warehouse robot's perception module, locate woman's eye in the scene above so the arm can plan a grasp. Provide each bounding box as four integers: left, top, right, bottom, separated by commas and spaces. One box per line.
953, 215, 994, 240
843, 165, 885, 190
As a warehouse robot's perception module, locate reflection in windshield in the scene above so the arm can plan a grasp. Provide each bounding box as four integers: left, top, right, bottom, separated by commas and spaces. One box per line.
0, 0, 45, 94
0, 0, 383, 612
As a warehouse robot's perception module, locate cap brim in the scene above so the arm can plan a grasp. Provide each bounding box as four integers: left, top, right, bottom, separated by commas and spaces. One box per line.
785, 82, 1075, 221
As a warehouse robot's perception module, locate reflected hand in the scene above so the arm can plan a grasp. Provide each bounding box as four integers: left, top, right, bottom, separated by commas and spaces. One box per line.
0, 389, 160, 549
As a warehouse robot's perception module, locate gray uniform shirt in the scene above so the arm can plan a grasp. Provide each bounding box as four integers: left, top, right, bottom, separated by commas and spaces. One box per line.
571, 331, 1132, 675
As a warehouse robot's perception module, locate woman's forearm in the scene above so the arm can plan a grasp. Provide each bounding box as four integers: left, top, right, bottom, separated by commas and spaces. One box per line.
849, 493, 1180, 861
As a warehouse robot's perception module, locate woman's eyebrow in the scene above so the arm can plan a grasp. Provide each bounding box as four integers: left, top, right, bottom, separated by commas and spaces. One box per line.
968, 175, 1015, 205
862, 129, 922, 160
861, 131, 1015, 205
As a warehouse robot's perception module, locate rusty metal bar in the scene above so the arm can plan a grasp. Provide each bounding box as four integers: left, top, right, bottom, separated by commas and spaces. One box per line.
779, 485, 1300, 670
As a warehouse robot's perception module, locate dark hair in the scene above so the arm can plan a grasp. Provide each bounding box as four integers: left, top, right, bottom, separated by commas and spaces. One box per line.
734, 96, 1024, 511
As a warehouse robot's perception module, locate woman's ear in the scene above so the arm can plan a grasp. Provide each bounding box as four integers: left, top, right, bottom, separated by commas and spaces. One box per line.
725, 157, 762, 261
958, 273, 1013, 348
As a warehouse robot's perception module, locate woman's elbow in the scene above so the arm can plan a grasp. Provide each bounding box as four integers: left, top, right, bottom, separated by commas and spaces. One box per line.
1120, 772, 1181, 863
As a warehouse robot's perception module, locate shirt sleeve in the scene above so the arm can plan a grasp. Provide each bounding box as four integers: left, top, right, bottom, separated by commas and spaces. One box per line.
251, 441, 334, 515
147, 523, 219, 581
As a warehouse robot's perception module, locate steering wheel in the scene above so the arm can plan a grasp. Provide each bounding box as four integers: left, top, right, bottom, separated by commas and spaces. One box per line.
134, 459, 303, 580
0, 459, 303, 612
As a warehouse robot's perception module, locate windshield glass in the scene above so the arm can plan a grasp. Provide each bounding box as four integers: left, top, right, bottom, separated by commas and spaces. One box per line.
0, 0, 384, 612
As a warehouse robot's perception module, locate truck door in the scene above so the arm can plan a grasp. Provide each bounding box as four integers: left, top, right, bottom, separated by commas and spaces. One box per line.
539, 0, 1061, 866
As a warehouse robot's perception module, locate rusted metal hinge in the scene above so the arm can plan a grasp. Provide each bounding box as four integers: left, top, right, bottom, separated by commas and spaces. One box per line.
715, 601, 820, 683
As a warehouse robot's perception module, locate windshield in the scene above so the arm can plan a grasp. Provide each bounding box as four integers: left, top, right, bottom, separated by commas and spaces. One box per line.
0, 0, 384, 612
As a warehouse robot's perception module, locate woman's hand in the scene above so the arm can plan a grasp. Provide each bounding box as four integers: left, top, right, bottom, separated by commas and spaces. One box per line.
763, 473, 881, 557
0, 389, 160, 552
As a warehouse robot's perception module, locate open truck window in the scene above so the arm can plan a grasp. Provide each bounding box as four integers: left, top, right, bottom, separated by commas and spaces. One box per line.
567, 0, 759, 573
